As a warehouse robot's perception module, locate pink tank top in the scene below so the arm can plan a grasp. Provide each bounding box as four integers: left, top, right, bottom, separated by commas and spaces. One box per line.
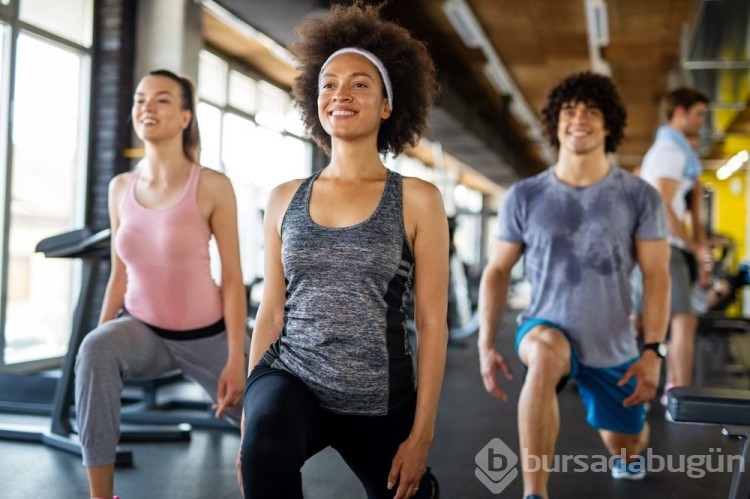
115, 164, 223, 330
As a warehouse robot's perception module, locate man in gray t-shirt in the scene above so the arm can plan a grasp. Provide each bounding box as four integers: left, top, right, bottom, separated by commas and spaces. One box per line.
478, 72, 670, 499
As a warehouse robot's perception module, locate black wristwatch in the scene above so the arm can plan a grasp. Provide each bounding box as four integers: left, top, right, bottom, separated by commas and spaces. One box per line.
642, 342, 667, 358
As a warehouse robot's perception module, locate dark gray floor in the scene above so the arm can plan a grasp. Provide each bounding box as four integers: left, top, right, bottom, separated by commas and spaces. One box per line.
0, 311, 743, 498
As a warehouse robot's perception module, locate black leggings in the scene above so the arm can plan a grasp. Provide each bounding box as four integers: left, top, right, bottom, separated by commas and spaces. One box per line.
240, 363, 433, 499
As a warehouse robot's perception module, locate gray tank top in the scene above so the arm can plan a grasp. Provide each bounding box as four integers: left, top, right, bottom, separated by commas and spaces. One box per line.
262, 168, 416, 415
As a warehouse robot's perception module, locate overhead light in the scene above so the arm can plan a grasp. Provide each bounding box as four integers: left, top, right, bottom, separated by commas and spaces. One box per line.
483, 62, 513, 95
585, 0, 609, 46
442, 0, 556, 165
716, 150, 749, 180
442, 0, 485, 49
584, 0, 611, 76
710, 102, 747, 111
200, 0, 297, 68
592, 58, 612, 76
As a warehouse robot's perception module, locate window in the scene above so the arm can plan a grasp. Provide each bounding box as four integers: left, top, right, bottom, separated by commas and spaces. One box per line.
255, 81, 288, 133
198, 50, 312, 283
198, 51, 227, 107
0, 11, 92, 369
228, 71, 256, 115
20, 0, 93, 47
196, 102, 222, 171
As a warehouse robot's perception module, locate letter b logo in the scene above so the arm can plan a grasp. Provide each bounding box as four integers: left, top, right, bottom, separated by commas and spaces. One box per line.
475, 438, 519, 494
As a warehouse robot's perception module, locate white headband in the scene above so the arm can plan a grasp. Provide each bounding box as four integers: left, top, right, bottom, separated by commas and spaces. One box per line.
319, 47, 393, 110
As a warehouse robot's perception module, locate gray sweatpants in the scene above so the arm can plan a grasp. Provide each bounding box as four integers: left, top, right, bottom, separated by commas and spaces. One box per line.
74, 316, 244, 467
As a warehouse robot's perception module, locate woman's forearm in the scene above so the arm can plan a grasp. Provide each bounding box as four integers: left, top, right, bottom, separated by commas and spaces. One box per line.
410, 322, 448, 441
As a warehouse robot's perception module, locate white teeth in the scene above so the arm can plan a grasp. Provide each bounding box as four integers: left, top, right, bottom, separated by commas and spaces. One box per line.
331, 110, 355, 116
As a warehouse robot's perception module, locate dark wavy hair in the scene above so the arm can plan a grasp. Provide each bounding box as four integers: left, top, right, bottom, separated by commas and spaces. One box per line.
290, 2, 437, 157
147, 69, 201, 163
663, 87, 710, 120
541, 72, 627, 153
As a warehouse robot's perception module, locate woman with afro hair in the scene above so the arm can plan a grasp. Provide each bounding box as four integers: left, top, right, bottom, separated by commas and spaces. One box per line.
238, 3, 446, 498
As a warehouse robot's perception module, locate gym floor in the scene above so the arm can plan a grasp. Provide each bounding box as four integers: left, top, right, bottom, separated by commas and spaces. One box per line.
0, 311, 739, 498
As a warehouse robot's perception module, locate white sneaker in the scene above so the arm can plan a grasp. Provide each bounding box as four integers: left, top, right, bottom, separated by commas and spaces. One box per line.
611, 457, 646, 480
660, 383, 674, 407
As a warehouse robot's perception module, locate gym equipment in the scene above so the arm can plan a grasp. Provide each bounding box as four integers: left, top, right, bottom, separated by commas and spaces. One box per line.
694, 314, 750, 387
0, 227, 192, 466
668, 387, 750, 498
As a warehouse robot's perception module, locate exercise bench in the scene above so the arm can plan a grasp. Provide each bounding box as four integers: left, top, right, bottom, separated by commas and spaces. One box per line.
0, 228, 191, 466
668, 386, 750, 498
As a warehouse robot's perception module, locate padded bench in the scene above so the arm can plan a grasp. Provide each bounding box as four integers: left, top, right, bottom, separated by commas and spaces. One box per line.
668, 387, 750, 498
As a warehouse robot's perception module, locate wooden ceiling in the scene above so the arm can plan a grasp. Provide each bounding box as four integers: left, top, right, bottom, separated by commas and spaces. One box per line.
381, 0, 702, 172
205, 0, 749, 188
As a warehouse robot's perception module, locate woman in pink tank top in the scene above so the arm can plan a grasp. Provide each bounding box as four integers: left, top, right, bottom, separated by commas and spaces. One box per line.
74, 70, 247, 499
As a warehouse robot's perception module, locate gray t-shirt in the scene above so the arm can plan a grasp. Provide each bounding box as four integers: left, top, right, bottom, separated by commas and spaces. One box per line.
496, 166, 666, 367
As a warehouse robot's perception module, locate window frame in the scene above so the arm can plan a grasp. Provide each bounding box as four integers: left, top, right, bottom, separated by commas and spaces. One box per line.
0, 4, 93, 372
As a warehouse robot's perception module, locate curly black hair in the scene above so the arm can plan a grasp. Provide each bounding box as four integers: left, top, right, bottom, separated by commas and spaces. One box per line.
290, 1, 437, 157
541, 72, 627, 153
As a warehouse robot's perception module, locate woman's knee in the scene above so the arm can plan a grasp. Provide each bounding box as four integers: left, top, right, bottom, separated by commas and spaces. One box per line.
241, 409, 303, 468
76, 326, 120, 369
242, 367, 324, 463
74, 321, 141, 383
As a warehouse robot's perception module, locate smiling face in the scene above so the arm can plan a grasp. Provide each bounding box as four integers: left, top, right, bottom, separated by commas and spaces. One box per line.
557, 100, 609, 156
131, 75, 191, 145
317, 52, 392, 145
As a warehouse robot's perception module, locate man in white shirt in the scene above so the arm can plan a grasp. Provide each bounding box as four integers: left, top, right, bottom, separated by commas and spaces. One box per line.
639, 87, 710, 410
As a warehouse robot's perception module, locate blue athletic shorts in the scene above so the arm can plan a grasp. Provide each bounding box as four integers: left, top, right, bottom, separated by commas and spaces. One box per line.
516, 318, 646, 435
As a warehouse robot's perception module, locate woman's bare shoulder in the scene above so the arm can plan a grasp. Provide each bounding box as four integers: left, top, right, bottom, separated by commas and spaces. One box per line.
400, 174, 443, 202
108, 171, 133, 193
267, 177, 307, 213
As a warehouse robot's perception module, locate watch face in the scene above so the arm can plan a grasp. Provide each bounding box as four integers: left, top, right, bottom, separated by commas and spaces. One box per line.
646, 343, 667, 357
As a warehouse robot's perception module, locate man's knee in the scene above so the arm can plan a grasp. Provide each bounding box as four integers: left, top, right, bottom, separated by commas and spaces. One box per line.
601, 426, 648, 456
520, 330, 571, 382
